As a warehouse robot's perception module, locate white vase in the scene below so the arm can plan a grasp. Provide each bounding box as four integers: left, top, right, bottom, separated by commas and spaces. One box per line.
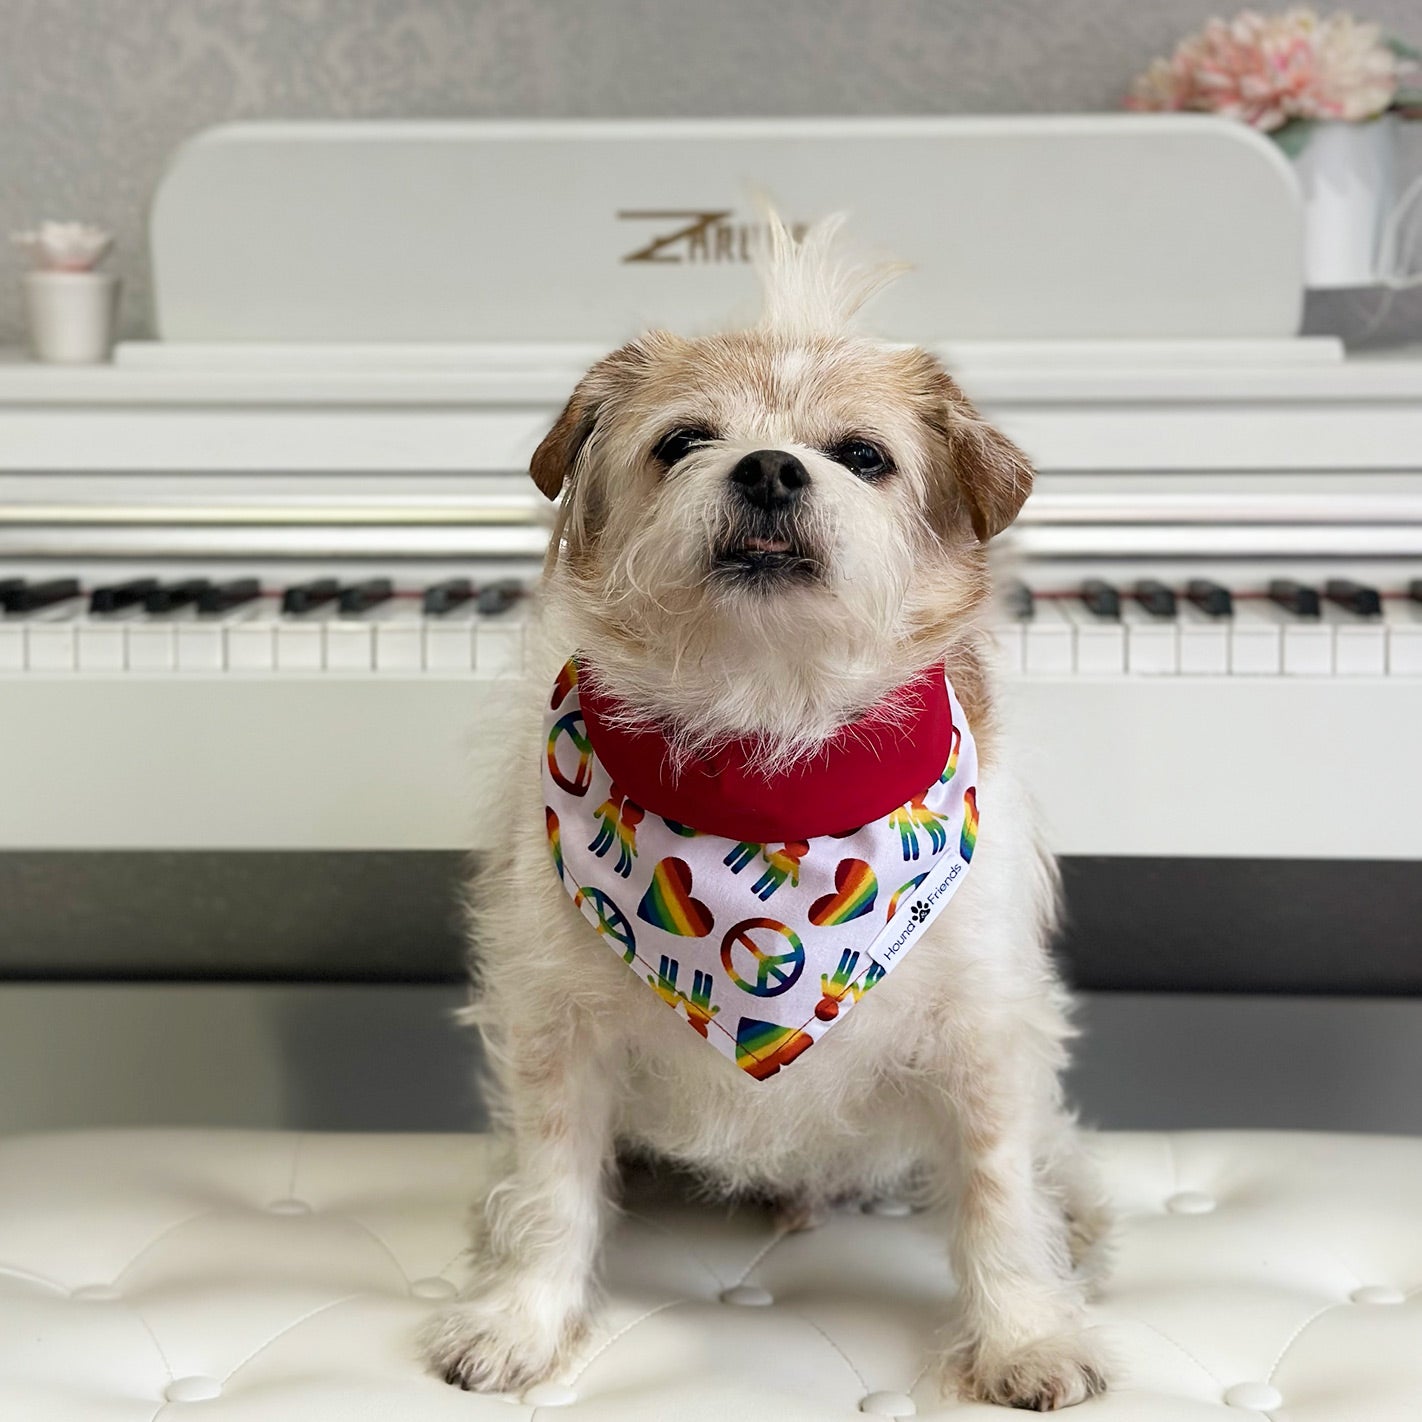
23, 270, 120, 363
1289, 117, 1396, 289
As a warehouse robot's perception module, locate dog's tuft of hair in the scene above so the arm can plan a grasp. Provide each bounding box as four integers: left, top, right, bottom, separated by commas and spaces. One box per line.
751, 205, 910, 340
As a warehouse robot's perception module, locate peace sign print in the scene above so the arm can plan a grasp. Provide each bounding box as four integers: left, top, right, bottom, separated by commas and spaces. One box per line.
574, 886, 636, 963
546, 711, 595, 796
720, 918, 806, 998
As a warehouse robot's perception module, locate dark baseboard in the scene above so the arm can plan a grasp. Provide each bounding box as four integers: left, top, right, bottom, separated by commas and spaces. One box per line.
1, 850, 1418, 994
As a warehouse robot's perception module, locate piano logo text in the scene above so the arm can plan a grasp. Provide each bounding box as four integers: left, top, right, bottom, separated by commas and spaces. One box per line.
617, 210, 807, 265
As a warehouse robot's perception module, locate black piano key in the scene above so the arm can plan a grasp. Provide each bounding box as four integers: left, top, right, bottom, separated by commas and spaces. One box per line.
476, 579, 523, 616
198, 577, 261, 614
338, 578, 393, 614
1003, 579, 1034, 621
281, 577, 340, 615
1134, 579, 1177, 618
1080, 578, 1120, 619
1410, 579, 1422, 606
423, 578, 475, 615
144, 578, 211, 614
4, 578, 81, 613
1187, 578, 1233, 617
1269, 579, 1320, 617
1324, 578, 1381, 617
90, 577, 160, 613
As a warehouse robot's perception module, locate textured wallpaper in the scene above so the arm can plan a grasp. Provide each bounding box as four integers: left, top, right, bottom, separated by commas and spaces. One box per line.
3, 0, 1421, 343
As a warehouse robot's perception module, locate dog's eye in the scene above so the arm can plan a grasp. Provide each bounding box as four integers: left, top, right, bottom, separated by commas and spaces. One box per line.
830, 438, 891, 481
652, 426, 716, 466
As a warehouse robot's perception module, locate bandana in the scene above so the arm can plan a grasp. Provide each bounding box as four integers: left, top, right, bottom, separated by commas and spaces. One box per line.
542, 657, 979, 1079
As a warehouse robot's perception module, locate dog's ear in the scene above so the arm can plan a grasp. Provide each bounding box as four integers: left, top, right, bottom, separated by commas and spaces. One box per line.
534, 389, 600, 500
920, 361, 1034, 543
530, 388, 597, 501
529, 339, 655, 501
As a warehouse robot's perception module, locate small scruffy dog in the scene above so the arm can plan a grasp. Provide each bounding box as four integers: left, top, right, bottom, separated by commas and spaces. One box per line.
425, 217, 1110, 1410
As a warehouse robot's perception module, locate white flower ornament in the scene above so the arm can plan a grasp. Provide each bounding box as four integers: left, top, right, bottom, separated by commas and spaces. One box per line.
11, 221, 113, 272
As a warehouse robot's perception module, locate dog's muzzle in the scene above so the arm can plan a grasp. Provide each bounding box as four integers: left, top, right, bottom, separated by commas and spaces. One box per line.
714, 450, 817, 583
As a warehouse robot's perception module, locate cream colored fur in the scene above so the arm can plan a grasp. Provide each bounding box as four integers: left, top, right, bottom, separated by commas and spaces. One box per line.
423, 216, 1113, 1410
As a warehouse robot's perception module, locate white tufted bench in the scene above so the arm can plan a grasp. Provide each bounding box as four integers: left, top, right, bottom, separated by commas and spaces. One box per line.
2, 1130, 1419, 1420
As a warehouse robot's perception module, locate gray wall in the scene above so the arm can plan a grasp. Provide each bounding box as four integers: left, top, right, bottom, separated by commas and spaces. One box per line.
4, 0, 1422, 345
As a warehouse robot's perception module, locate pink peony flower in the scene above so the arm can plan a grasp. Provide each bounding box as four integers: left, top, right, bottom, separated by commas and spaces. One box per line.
1127, 8, 1406, 131
1309, 12, 1400, 119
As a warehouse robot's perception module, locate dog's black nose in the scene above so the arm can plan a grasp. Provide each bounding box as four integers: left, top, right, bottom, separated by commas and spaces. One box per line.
729, 449, 808, 509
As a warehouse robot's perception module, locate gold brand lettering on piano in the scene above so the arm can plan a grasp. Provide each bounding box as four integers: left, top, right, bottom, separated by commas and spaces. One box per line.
617, 211, 807, 264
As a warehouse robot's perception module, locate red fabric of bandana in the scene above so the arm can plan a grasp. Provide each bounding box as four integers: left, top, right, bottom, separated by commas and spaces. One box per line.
576, 665, 952, 842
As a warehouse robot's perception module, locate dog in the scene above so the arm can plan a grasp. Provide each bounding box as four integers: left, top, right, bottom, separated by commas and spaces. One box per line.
424, 215, 1111, 1410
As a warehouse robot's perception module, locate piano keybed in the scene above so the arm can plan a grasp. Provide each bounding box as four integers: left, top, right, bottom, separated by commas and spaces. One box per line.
5, 561, 1419, 862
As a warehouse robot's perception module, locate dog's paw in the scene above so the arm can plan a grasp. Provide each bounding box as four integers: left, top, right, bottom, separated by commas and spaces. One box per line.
772, 1194, 829, 1233
421, 1293, 584, 1394
946, 1329, 1109, 1411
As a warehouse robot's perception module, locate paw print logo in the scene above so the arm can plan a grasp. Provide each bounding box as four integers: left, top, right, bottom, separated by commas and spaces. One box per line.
910, 901, 930, 925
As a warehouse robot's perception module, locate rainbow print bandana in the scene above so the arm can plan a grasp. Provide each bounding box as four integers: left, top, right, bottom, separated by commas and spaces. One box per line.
542, 659, 980, 1080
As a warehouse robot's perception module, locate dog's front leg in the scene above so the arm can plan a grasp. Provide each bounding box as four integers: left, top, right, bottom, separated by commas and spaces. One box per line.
425, 1021, 618, 1393
931, 1030, 1109, 1410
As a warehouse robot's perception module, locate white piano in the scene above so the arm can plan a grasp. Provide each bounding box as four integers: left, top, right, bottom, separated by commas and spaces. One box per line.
3, 117, 1421, 997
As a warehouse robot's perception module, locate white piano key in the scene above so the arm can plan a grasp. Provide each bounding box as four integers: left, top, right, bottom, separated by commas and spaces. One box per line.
1325, 606, 1386, 676
25, 627, 76, 671
992, 619, 1024, 675
24, 608, 80, 672
275, 616, 325, 672
126, 619, 178, 672
1384, 600, 1422, 675
1280, 609, 1332, 676
1060, 600, 1125, 675
77, 617, 129, 672
1229, 603, 1283, 675
227, 600, 281, 672
176, 620, 226, 671
1021, 599, 1073, 675
324, 616, 375, 672
1177, 605, 1230, 675
0, 619, 24, 671
475, 615, 525, 679
1122, 603, 1178, 675
424, 609, 478, 673
374, 605, 425, 673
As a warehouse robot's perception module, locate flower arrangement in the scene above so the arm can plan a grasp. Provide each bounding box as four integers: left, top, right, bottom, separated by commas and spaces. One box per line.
11, 221, 113, 273
1127, 9, 1421, 151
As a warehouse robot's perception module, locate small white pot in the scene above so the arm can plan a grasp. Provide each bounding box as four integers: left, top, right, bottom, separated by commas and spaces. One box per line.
1290, 117, 1396, 289
22, 270, 120, 363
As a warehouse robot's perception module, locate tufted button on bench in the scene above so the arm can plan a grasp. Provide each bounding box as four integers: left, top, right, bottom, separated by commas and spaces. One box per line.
2, 1130, 1419, 1419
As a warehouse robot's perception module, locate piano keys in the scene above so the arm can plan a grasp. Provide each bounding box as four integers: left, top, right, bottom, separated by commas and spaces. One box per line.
993, 576, 1420, 678
0, 576, 529, 676
5, 570, 1422, 680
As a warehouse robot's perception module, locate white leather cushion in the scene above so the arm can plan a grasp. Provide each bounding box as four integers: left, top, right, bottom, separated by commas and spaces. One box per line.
1, 1130, 1419, 1420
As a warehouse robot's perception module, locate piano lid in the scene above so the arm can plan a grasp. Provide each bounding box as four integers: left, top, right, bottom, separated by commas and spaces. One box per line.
149, 116, 1304, 346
